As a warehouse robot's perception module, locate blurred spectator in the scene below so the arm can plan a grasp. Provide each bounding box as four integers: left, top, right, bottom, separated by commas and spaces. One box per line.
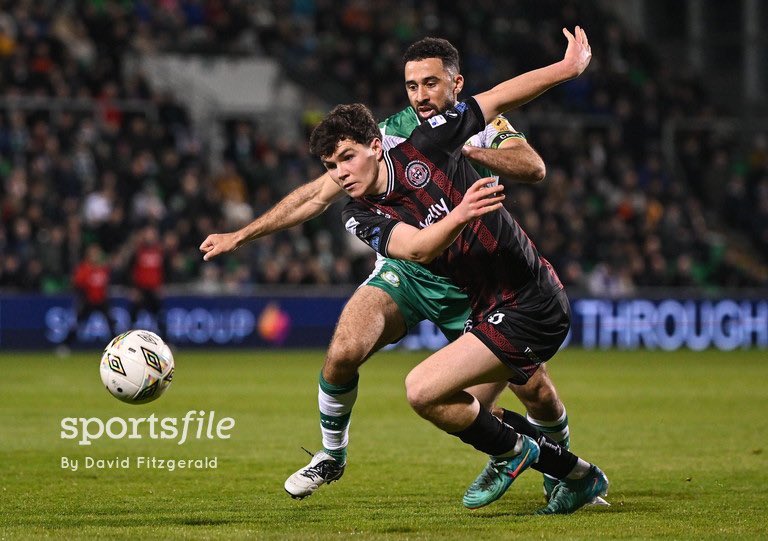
62, 243, 116, 354
215, 160, 253, 229
129, 225, 165, 335
586, 262, 635, 298
0, 0, 765, 300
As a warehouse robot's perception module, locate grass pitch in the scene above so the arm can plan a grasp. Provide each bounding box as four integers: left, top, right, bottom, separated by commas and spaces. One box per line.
1, 348, 767, 539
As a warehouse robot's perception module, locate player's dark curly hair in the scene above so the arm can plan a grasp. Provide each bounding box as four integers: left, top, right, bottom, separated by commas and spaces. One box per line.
309, 103, 380, 158
402, 37, 460, 74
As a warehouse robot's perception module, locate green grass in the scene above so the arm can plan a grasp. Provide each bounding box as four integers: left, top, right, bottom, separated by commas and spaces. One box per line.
1, 348, 767, 539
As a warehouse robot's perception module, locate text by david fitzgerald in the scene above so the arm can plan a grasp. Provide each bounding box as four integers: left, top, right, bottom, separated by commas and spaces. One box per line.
61, 455, 218, 472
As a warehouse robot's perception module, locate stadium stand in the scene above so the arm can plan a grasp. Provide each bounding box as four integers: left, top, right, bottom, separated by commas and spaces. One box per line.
1, 0, 766, 296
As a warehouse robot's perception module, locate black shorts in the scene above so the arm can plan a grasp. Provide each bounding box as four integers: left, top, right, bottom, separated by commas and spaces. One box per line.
469, 290, 571, 385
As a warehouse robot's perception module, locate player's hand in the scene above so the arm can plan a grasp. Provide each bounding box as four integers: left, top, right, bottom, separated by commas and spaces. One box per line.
199, 232, 239, 261
454, 178, 505, 224
561, 26, 592, 79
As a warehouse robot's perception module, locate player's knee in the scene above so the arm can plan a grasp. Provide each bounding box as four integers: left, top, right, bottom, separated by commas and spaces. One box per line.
324, 340, 366, 380
328, 324, 369, 358
405, 371, 440, 419
404, 371, 429, 414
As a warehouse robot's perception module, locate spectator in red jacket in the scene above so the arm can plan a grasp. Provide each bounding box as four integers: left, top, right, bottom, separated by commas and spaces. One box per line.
130, 224, 166, 336
63, 243, 116, 350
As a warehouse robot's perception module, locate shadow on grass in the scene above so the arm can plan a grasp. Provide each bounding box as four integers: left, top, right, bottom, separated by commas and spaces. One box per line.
465, 499, 654, 518
15, 515, 247, 529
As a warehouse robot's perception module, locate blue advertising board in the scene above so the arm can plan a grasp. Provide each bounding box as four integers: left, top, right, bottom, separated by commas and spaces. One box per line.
0, 294, 766, 350
0, 294, 348, 349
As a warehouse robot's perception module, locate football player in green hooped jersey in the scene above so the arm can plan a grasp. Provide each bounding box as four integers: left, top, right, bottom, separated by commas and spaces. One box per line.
200, 37, 579, 502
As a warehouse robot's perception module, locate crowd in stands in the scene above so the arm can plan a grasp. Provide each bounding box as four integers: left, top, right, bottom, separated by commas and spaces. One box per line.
0, 0, 766, 298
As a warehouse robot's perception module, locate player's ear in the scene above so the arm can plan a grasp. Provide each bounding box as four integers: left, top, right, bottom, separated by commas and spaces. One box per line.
371, 138, 383, 159
453, 73, 464, 95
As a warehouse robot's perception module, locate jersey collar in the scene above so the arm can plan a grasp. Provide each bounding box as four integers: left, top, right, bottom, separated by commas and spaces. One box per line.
366, 149, 395, 201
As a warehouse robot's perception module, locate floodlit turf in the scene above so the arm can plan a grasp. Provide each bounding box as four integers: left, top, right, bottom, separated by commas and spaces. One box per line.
1, 348, 767, 539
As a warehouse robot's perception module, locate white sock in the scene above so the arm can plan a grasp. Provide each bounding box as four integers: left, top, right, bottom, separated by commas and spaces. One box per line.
527, 408, 570, 448
318, 374, 358, 460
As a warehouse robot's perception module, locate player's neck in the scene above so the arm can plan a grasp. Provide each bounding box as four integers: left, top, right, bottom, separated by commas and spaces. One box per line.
370, 156, 389, 197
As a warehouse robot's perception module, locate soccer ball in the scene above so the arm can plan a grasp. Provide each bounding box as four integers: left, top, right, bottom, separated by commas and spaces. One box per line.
100, 330, 175, 404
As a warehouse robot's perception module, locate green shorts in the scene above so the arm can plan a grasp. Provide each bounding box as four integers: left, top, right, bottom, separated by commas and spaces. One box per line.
362, 258, 471, 342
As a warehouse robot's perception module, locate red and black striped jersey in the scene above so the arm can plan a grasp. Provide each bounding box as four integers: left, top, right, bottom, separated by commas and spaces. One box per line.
342, 97, 562, 320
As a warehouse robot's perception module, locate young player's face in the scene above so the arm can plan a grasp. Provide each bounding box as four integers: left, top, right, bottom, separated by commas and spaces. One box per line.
322, 139, 384, 198
404, 58, 464, 121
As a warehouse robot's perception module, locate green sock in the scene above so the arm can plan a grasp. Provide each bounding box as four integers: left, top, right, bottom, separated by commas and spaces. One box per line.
324, 447, 347, 464
528, 410, 570, 449
318, 371, 358, 465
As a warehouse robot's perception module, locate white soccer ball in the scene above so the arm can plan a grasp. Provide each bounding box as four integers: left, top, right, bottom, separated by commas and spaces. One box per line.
99, 330, 175, 404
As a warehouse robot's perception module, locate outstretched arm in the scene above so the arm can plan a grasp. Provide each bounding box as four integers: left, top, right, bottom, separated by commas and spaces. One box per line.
474, 26, 592, 124
199, 172, 343, 261
385, 178, 505, 264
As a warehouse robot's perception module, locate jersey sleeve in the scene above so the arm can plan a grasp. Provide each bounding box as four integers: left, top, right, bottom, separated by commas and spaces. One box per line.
479, 116, 526, 149
341, 201, 400, 257
464, 115, 527, 179
409, 97, 486, 156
